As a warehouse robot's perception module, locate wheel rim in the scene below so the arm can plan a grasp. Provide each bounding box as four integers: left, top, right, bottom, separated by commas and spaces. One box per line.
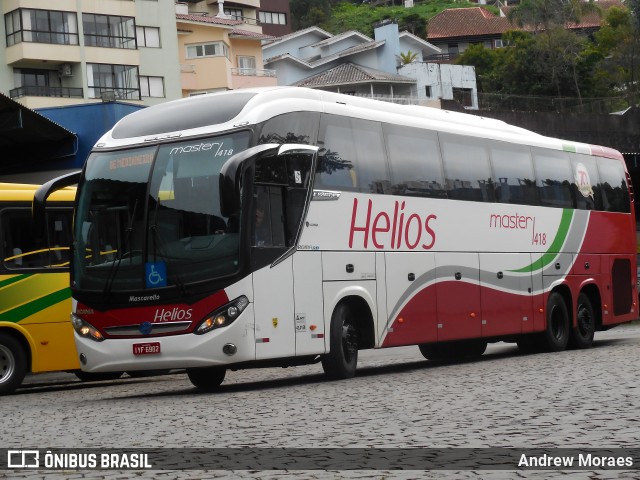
577, 302, 592, 336
0, 344, 16, 385
341, 319, 357, 363
549, 305, 565, 341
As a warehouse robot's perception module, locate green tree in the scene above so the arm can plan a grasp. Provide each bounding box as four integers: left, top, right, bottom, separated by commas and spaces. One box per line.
455, 43, 499, 92
507, 0, 600, 31
397, 50, 418, 65
594, 6, 640, 101
290, 0, 332, 30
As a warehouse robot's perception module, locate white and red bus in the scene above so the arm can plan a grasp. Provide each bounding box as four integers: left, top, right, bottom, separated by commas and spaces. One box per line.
61, 87, 637, 390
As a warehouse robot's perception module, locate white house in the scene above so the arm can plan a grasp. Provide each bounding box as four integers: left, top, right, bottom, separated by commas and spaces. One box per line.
263, 20, 479, 109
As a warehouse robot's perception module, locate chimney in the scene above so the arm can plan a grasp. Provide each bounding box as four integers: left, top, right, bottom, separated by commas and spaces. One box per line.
374, 20, 401, 73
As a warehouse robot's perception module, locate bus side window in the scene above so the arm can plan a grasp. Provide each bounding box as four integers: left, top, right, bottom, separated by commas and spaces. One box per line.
570, 153, 601, 211
490, 142, 538, 206
597, 158, 630, 213
316, 115, 390, 194
532, 149, 574, 209
253, 185, 285, 248
47, 210, 73, 265
384, 124, 445, 198
257, 112, 320, 145
440, 133, 495, 202
1, 209, 72, 270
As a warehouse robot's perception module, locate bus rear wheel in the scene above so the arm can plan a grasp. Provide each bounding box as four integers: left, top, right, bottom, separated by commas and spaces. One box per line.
0, 333, 27, 395
569, 293, 595, 349
541, 292, 570, 352
187, 366, 226, 391
322, 303, 358, 379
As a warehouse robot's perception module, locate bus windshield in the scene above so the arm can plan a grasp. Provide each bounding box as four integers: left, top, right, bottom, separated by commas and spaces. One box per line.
73, 131, 251, 292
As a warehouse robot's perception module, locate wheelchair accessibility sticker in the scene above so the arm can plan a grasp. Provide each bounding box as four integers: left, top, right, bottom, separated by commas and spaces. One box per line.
145, 262, 167, 288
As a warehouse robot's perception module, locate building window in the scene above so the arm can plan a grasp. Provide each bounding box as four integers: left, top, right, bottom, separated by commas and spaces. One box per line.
83, 13, 136, 49
425, 86, 432, 98
258, 11, 286, 25
140, 76, 164, 97
237, 56, 256, 75
87, 63, 140, 100
5, 9, 78, 46
452, 87, 473, 107
136, 26, 160, 47
186, 42, 229, 60
224, 8, 243, 20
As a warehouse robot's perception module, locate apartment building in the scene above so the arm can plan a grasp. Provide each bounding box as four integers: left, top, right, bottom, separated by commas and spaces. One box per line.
176, 1, 275, 96
1, 0, 184, 109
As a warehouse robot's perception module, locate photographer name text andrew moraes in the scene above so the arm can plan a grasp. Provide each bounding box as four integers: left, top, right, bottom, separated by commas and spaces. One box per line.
518, 453, 633, 468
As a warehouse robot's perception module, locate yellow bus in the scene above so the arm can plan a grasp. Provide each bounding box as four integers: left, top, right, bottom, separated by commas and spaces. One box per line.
0, 181, 121, 395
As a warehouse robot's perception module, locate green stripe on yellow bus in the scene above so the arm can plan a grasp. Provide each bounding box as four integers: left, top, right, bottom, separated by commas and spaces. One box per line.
0, 288, 71, 324
0, 273, 31, 290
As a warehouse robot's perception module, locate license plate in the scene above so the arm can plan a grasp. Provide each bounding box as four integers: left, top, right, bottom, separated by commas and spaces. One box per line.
133, 342, 160, 355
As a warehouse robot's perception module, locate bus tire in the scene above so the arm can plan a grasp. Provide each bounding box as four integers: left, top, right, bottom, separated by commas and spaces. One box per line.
541, 292, 570, 352
569, 292, 595, 349
0, 332, 27, 395
187, 366, 226, 391
75, 371, 124, 382
321, 303, 358, 379
419, 343, 446, 361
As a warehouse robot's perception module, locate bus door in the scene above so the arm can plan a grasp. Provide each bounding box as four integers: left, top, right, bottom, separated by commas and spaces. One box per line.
244, 145, 318, 360
435, 252, 482, 341
479, 253, 534, 337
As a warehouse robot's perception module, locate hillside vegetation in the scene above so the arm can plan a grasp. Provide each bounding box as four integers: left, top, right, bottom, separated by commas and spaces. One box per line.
291, 0, 484, 37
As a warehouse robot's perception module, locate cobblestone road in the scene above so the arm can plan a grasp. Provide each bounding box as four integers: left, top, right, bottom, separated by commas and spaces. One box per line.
3, 325, 640, 479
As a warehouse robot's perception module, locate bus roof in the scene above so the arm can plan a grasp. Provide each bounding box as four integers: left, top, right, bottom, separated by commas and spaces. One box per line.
100, 87, 622, 161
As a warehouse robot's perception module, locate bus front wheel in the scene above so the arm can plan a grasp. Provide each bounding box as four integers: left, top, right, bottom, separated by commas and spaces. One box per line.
187, 366, 226, 391
322, 303, 358, 379
541, 292, 570, 352
0, 332, 27, 395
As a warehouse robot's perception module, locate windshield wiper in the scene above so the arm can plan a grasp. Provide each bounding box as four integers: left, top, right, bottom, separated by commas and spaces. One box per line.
103, 199, 138, 300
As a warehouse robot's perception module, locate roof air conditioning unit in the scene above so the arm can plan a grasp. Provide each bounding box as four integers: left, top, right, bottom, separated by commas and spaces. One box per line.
58, 63, 73, 76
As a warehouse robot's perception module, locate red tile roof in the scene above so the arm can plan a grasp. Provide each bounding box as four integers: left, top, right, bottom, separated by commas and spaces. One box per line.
427, 1, 625, 40
427, 7, 513, 39
230, 29, 273, 40
176, 13, 243, 27
294, 62, 415, 87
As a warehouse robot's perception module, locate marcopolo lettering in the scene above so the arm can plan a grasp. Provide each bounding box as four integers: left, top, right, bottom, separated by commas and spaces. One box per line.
349, 198, 437, 250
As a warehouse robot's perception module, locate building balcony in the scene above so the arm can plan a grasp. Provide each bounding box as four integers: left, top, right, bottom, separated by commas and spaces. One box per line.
230, 67, 277, 89
9, 85, 84, 99
208, 0, 260, 10
231, 67, 276, 77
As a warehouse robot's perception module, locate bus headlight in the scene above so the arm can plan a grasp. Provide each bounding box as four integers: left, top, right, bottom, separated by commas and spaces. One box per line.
71, 314, 105, 342
195, 296, 249, 335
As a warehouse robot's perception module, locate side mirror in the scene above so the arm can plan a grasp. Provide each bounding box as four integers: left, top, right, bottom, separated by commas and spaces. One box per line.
219, 144, 280, 217
219, 144, 320, 217
32, 170, 81, 242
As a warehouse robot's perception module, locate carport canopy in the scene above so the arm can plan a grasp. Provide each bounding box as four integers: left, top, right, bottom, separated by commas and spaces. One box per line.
0, 92, 76, 175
